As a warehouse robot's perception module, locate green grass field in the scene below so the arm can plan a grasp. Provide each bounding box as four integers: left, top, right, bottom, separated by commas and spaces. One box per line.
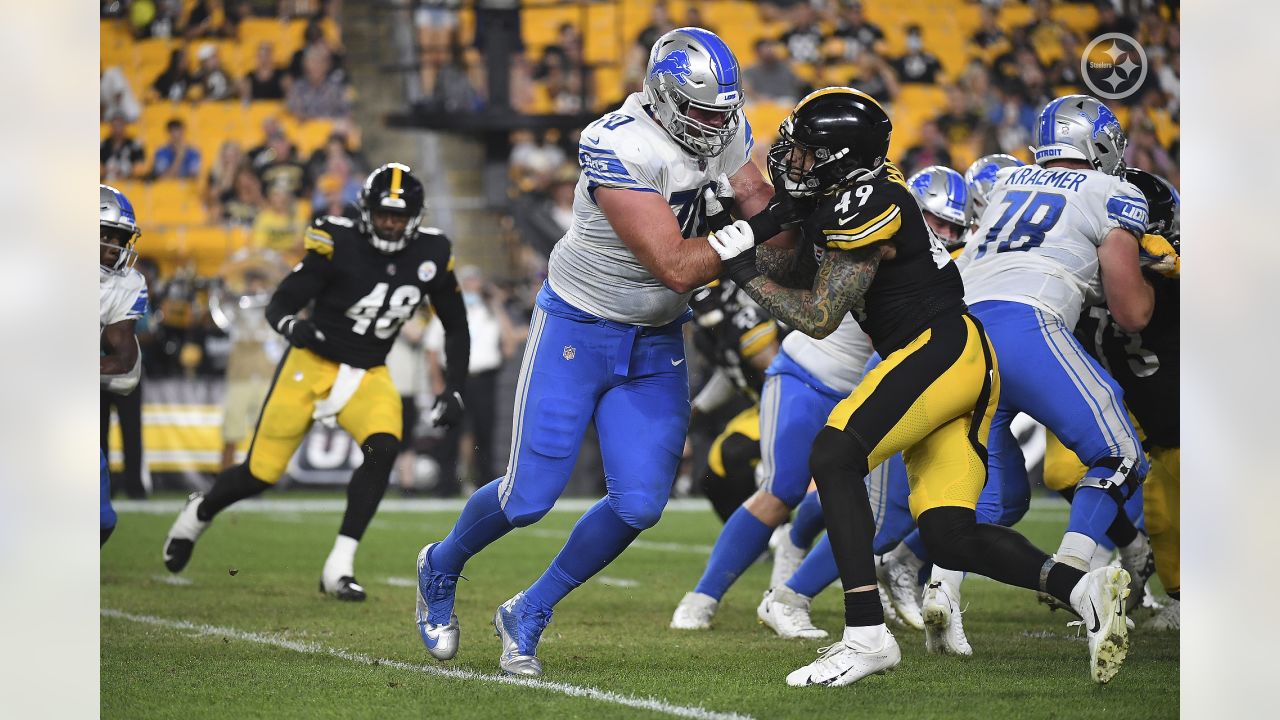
102, 495, 1178, 719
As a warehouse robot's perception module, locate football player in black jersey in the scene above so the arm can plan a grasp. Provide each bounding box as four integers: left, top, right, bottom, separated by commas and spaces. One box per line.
162, 163, 471, 600
688, 280, 780, 522
709, 88, 1129, 685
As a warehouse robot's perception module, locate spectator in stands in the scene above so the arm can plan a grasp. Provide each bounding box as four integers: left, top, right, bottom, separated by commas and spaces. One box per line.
959, 59, 1001, 121
183, 0, 226, 39
193, 43, 235, 101
892, 24, 943, 84
287, 46, 352, 119
218, 165, 265, 226
151, 118, 202, 179
255, 129, 310, 199
309, 152, 361, 215
539, 24, 596, 114
969, 3, 1008, 55
1124, 118, 1179, 185
901, 121, 953, 176
240, 41, 289, 101
101, 113, 147, 182
683, 5, 714, 36
101, 66, 142, 123
779, 2, 825, 65
306, 131, 368, 187
415, 0, 463, 101
508, 129, 566, 194
1021, 0, 1069, 65
850, 49, 899, 107
247, 116, 292, 167
205, 140, 246, 211
289, 16, 347, 84
756, 0, 803, 25
990, 95, 1033, 161
935, 85, 986, 147
1092, 0, 1137, 38
744, 40, 802, 106
833, 0, 885, 59
626, 1, 675, 91
510, 162, 576, 269
152, 47, 194, 102
132, 0, 183, 39
426, 31, 486, 113
250, 183, 305, 261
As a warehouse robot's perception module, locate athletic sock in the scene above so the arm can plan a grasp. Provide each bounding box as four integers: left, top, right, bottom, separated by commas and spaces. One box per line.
431, 478, 515, 575
842, 622, 888, 651
524, 498, 640, 609
789, 491, 825, 549
198, 464, 271, 521
787, 534, 840, 598
693, 506, 775, 600
323, 534, 358, 580
843, 588, 884, 628
1056, 531, 1098, 569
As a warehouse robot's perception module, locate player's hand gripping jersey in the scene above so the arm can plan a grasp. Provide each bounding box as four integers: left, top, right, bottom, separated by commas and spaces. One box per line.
801, 162, 966, 355
268, 215, 460, 369
960, 164, 1149, 329
549, 92, 754, 326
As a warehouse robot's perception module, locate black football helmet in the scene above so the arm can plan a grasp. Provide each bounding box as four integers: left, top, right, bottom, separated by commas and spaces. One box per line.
767, 87, 892, 197
358, 162, 426, 253
1121, 167, 1180, 249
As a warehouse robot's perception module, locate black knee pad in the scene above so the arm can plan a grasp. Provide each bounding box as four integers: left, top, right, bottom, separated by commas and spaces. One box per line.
809, 427, 870, 484
917, 506, 979, 571
1080, 456, 1141, 504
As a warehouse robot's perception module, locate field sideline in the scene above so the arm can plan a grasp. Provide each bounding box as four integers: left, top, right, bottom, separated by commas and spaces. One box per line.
102, 494, 1178, 719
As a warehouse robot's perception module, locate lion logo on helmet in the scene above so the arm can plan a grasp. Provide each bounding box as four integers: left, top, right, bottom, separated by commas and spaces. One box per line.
650, 50, 693, 86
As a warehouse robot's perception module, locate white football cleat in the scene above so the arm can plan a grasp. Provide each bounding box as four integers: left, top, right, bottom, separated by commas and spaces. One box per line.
319, 574, 367, 601
921, 580, 972, 656
1143, 597, 1179, 631
1072, 566, 1132, 684
785, 629, 901, 687
769, 526, 808, 591
876, 552, 924, 630
878, 584, 906, 628
670, 591, 718, 630
162, 492, 210, 573
757, 586, 828, 639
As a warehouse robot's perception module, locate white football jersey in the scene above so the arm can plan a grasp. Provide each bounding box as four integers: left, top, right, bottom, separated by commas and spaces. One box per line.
100, 267, 148, 333
958, 165, 1148, 329
780, 314, 874, 395
548, 92, 754, 326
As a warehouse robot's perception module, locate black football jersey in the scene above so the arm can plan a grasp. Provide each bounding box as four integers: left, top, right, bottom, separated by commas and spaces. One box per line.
800, 164, 967, 355
691, 284, 779, 401
290, 216, 459, 368
1073, 273, 1179, 448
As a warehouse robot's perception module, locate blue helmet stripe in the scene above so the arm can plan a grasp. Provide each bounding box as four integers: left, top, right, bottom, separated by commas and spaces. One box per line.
681, 27, 738, 92
944, 169, 967, 214
1039, 96, 1068, 147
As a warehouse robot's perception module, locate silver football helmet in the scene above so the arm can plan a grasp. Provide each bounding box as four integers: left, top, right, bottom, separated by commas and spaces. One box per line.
907, 166, 969, 242
643, 27, 745, 158
963, 153, 1024, 225
100, 184, 141, 275
1030, 94, 1127, 175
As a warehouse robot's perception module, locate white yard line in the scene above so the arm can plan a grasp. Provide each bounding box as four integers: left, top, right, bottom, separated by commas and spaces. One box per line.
595, 576, 640, 588
101, 609, 754, 720
382, 576, 418, 588
151, 575, 193, 586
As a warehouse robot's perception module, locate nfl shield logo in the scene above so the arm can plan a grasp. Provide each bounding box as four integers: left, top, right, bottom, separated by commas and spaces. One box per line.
562, 345, 576, 360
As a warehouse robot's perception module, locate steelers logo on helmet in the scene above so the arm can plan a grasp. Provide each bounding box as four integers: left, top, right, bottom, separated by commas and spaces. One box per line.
100, 184, 142, 275
358, 162, 426, 254
767, 87, 892, 197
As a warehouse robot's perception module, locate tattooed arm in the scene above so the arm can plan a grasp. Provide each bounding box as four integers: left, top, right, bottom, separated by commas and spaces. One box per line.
755, 244, 817, 289
741, 245, 884, 339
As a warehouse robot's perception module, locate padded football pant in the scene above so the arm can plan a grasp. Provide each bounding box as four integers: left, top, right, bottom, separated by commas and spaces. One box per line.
702, 405, 760, 523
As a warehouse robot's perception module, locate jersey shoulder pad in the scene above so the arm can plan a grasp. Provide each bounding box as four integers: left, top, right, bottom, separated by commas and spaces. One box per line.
305, 215, 357, 258
415, 226, 456, 271
817, 178, 910, 251
1104, 178, 1150, 239
578, 121, 662, 193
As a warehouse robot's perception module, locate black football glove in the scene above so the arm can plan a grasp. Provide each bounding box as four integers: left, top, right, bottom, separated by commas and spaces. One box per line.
430, 388, 466, 428
277, 315, 326, 350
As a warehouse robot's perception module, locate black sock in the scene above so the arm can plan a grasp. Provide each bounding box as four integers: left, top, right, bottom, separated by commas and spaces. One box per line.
810, 428, 878, 590
198, 464, 272, 521
1046, 562, 1086, 605
1167, 590, 1179, 601
918, 506, 1061, 593
339, 433, 397, 540
844, 588, 884, 627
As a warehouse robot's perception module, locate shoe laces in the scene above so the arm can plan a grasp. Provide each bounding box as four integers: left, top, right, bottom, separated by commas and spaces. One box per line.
516, 601, 553, 655
423, 572, 465, 625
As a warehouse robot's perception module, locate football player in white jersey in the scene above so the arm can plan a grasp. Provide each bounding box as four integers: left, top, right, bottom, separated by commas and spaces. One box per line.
956, 94, 1152, 683
100, 185, 148, 545
415, 27, 797, 677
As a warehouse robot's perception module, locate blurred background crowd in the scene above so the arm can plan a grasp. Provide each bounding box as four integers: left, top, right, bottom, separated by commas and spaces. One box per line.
99, 0, 1178, 499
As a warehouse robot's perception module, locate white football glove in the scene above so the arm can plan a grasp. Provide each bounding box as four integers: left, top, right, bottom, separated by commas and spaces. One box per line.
703, 172, 735, 220
707, 219, 755, 261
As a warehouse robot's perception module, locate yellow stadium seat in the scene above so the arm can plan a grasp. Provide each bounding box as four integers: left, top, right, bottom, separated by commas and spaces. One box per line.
294, 119, 336, 156
1150, 109, 1179, 148
149, 180, 208, 226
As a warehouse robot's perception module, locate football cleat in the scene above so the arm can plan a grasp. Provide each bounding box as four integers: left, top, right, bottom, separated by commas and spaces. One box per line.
319, 575, 366, 601
769, 525, 808, 591
757, 586, 828, 640
1143, 597, 1180, 631
921, 580, 972, 656
1118, 534, 1158, 613
162, 492, 210, 573
876, 552, 924, 630
670, 591, 718, 630
878, 584, 906, 628
493, 592, 552, 677
785, 631, 901, 687
1072, 566, 1132, 684
415, 543, 461, 660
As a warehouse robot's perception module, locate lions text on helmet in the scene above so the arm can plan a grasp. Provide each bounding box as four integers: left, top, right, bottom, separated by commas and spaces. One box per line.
359, 162, 427, 253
